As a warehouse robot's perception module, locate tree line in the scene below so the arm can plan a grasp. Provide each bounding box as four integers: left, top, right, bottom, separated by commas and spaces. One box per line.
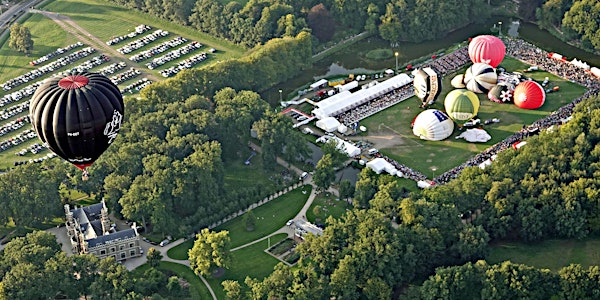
536, 0, 600, 52
104, 0, 492, 48
221, 95, 600, 298
103, 0, 600, 52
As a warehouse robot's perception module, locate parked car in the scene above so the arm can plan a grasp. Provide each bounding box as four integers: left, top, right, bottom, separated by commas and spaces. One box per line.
159, 239, 170, 247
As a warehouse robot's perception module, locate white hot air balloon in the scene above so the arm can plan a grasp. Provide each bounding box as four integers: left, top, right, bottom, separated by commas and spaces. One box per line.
411, 109, 454, 141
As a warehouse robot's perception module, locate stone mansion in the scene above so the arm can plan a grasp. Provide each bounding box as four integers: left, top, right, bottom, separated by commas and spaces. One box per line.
64, 199, 142, 261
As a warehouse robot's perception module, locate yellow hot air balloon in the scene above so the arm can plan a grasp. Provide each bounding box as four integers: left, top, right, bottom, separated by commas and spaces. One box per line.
444, 89, 480, 125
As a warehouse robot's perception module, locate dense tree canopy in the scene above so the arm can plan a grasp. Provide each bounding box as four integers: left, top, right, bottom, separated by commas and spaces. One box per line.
0, 231, 156, 299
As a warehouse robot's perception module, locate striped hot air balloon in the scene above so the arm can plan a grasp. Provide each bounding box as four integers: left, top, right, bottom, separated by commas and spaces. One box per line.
464, 63, 497, 94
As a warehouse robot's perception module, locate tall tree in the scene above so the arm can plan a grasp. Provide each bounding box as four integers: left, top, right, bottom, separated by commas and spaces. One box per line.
146, 248, 163, 268
313, 154, 336, 191
188, 229, 232, 278
307, 4, 335, 42
8, 23, 33, 54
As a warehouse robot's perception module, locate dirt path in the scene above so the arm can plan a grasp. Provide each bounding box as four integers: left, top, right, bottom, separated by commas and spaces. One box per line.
31, 9, 160, 82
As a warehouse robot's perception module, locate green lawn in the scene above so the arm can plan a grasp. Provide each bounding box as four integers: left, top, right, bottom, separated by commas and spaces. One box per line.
0, 13, 72, 83
41, 0, 244, 59
217, 185, 311, 249
223, 155, 282, 192
360, 57, 587, 177
487, 238, 600, 272
206, 233, 287, 300
167, 185, 312, 260
133, 261, 213, 299
306, 192, 352, 225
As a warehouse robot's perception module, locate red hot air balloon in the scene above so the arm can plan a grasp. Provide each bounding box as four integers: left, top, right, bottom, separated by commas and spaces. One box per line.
30, 72, 125, 178
513, 80, 545, 109
468, 35, 506, 68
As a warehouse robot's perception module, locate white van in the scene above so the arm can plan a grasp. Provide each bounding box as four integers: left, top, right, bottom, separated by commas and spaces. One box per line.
300, 172, 308, 180
368, 148, 379, 155
159, 239, 170, 247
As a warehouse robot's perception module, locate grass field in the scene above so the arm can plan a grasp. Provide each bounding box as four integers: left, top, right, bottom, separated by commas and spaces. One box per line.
41, 0, 244, 59
206, 233, 288, 300
306, 192, 352, 225
133, 261, 213, 299
488, 238, 600, 272
360, 57, 587, 176
168, 185, 312, 260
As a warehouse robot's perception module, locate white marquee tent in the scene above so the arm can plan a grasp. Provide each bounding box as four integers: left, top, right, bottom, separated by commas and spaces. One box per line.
310, 78, 328, 90
315, 117, 341, 132
366, 157, 402, 176
312, 74, 412, 119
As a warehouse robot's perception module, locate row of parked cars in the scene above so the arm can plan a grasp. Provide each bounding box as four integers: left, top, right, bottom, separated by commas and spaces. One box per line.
116, 29, 170, 55
106, 24, 151, 46
29, 42, 84, 66
1, 47, 97, 91
146, 41, 202, 70
129, 36, 189, 63
159, 52, 208, 77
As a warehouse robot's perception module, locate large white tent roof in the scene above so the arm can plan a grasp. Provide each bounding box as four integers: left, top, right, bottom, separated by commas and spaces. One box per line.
310, 78, 328, 90
315, 117, 341, 132
312, 74, 412, 119
366, 157, 402, 176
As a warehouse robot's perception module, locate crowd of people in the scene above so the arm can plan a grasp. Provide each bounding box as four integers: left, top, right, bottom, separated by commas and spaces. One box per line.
432, 38, 600, 185
159, 52, 208, 77
146, 41, 203, 70
1, 47, 97, 91
423, 46, 470, 77
116, 29, 170, 55
336, 85, 414, 125
129, 36, 189, 63
106, 24, 152, 46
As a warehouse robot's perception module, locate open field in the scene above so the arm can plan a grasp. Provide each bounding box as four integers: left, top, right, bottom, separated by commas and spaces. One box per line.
488, 238, 600, 272
358, 57, 587, 177
206, 233, 288, 300
306, 192, 352, 225
133, 261, 213, 299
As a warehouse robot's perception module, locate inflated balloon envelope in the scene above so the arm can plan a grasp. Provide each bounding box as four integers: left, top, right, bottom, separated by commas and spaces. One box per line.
29, 72, 125, 176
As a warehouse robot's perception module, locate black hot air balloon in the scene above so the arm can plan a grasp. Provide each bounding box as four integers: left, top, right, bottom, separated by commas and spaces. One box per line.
30, 72, 124, 176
